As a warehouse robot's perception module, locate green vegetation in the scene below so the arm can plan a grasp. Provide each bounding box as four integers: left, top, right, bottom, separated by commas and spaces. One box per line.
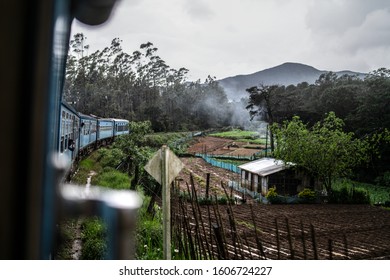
80, 217, 107, 260
265, 186, 279, 203
210, 129, 259, 140
272, 112, 370, 195
333, 179, 390, 205
96, 147, 125, 169
298, 188, 317, 203
71, 156, 102, 185
264, 179, 390, 205
135, 188, 164, 260
144, 131, 192, 155
209, 129, 269, 145
93, 169, 131, 190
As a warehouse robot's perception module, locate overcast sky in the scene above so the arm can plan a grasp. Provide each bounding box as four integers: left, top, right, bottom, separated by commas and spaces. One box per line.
71, 0, 390, 81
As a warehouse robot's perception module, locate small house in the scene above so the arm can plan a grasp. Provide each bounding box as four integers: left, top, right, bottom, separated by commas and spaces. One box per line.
238, 157, 321, 196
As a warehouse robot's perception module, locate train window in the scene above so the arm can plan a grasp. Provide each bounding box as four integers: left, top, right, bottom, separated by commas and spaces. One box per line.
68, 139, 75, 151
60, 136, 64, 153
75, 120, 79, 138
61, 120, 65, 136
65, 135, 68, 151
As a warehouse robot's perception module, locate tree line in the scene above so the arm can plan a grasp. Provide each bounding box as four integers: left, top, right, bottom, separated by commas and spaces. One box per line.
246, 70, 390, 184
64, 33, 236, 132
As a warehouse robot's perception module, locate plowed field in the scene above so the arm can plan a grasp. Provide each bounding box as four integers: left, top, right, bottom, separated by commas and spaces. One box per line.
171, 136, 390, 260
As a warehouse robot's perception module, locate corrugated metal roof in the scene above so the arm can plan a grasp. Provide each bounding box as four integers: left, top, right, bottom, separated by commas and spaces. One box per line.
238, 157, 292, 177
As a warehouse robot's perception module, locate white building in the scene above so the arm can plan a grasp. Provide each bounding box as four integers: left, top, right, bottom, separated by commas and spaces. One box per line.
238, 157, 320, 196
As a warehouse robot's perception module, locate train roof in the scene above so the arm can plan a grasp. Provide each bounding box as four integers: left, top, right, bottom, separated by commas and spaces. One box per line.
61, 100, 79, 115
79, 113, 98, 121
111, 118, 129, 123
97, 118, 114, 122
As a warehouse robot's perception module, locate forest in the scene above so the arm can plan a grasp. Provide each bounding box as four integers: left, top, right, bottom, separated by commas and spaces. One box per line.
64, 34, 237, 132
64, 33, 390, 185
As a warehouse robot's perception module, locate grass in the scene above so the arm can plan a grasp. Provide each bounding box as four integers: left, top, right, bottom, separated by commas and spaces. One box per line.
80, 217, 107, 260
71, 154, 103, 185
92, 168, 131, 189
210, 129, 259, 139
209, 129, 268, 145
135, 188, 164, 260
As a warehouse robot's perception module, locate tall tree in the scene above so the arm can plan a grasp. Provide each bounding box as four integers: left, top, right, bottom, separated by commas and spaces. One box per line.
246, 84, 282, 151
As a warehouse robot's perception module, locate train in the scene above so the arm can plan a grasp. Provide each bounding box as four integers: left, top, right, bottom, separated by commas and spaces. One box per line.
59, 101, 130, 168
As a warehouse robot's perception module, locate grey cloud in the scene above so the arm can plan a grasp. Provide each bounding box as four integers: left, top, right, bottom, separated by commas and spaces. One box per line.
343, 8, 390, 52
304, 0, 390, 65
305, 0, 390, 35
183, 0, 214, 20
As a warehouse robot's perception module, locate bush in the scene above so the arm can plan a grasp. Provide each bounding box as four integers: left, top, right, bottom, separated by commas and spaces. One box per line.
298, 188, 317, 203
265, 186, 286, 204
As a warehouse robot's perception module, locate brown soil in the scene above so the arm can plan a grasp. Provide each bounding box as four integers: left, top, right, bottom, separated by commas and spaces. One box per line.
187, 136, 263, 157
172, 202, 390, 260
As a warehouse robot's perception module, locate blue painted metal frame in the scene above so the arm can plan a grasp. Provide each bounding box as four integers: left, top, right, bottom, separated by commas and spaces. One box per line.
41, 0, 73, 259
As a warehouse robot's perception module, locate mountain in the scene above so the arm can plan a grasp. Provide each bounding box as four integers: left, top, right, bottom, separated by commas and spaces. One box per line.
218, 62, 366, 101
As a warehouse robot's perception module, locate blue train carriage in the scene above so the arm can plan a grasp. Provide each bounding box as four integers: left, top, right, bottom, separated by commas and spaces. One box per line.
59, 101, 80, 166
112, 118, 130, 136
97, 118, 114, 146
79, 113, 98, 154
